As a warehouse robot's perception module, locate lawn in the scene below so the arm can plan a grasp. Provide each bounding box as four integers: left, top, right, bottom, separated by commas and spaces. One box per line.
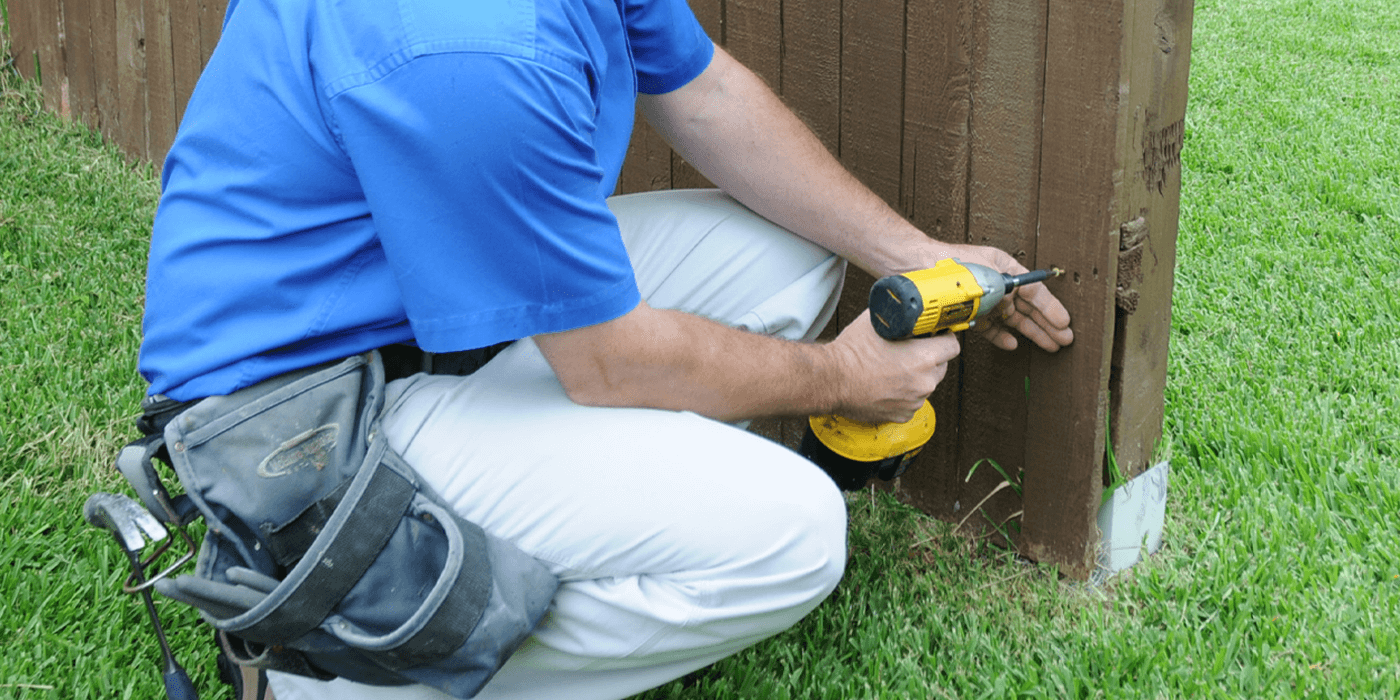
2, 0, 1398, 698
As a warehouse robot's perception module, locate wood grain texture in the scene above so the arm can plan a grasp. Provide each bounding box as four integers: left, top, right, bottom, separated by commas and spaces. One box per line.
891, 0, 974, 519
198, 0, 226, 67
1020, 0, 1125, 578
899, 0, 972, 240
116, 0, 147, 161
838, 0, 903, 207
779, 0, 841, 154
725, 0, 780, 88
90, 0, 120, 141
142, 0, 177, 165
831, 0, 903, 342
6, 0, 41, 80
950, 0, 1051, 536
169, 0, 201, 126
1108, 0, 1194, 479
33, 0, 66, 116
63, 0, 99, 130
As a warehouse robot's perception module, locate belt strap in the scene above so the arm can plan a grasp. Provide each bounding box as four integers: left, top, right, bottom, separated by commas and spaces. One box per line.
380, 341, 513, 382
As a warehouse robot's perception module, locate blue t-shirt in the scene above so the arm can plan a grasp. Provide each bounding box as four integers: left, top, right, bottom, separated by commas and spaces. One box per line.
139, 0, 714, 400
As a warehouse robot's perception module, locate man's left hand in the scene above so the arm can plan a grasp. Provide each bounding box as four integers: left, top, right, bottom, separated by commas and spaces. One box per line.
937, 243, 1075, 353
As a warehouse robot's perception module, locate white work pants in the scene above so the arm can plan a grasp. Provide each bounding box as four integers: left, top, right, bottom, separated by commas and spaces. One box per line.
270, 190, 850, 700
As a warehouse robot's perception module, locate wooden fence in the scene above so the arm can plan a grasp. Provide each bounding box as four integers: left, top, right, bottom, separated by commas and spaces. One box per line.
5, 0, 1194, 578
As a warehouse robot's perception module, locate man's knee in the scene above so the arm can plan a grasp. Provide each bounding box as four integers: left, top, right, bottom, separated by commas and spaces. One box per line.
720, 455, 848, 623
779, 465, 849, 603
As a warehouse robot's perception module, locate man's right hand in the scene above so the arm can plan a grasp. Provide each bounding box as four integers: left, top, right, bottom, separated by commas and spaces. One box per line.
824, 310, 960, 425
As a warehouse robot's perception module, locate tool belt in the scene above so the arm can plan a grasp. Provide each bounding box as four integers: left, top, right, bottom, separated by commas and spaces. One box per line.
114, 345, 555, 698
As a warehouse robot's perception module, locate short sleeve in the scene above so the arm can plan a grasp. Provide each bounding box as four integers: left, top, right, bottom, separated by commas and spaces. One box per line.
624, 0, 715, 94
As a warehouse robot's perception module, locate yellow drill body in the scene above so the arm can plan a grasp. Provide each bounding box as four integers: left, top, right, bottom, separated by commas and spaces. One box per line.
800, 259, 1061, 490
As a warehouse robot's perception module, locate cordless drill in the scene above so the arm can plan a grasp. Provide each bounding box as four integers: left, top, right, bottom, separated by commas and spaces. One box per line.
799, 258, 1063, 491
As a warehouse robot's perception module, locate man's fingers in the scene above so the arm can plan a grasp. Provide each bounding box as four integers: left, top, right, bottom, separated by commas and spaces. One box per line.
1014, 283, 1072, 333
981, 316, 1020, 351
1016, 295, 1074, 347
990, 296, 1071, 353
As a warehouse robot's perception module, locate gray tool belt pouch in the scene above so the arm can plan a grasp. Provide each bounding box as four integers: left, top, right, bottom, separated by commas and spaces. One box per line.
150, 351, 558, 697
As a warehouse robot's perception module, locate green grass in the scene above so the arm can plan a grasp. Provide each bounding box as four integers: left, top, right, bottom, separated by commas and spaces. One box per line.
2, 0, 1398, 697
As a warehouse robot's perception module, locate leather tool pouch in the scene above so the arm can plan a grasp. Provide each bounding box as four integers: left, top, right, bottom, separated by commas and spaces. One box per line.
127, 351, 556, 698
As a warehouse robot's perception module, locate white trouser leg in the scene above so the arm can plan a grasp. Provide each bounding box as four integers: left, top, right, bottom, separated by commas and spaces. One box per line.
269, 190, 848, 700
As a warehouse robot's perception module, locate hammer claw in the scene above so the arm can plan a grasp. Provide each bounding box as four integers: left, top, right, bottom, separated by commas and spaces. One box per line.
84, 492, 169, 552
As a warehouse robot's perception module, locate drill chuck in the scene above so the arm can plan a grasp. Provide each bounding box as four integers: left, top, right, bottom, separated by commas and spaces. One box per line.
1001, 268, 1055, 293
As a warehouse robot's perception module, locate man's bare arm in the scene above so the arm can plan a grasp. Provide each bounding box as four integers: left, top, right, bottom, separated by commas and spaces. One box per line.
534, 301, 958, 424
639, 45, 1074, 353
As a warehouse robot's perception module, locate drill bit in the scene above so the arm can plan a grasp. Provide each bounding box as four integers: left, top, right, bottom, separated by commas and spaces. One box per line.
1001, 267, 1063, 292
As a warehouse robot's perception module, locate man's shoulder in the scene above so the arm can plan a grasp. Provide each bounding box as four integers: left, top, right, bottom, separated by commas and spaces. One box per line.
301, 0, 614, 97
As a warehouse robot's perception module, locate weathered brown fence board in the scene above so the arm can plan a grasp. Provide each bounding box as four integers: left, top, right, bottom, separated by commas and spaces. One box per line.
891, 0, 972, 512
91, 0, 120, 141
6, 0, 37, 79
1109, 0, 1193, 481
4, 0, 1192, 579
199, 0, 225, 67
726, 0, 780, 87
64, 0, 98, 129
143, 0, 177, 163
831, 0, 904, 422
115, 0, 147, 161
781, 0, 841, 154
35, 0, 64, 114
949, 0, 1050, 533
169, 0, 202, 126
1018, 0, 1127, 573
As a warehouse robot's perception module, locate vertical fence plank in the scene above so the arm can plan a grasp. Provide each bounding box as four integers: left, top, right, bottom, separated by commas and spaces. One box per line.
838, 0, 902, 207
900, 0, 972, 241
90, 0, 120, 141
725, 0, 779, 87
1019, 0, 1124, 578
780, 0, 840, 154
950, 0, 1051, 535
831, 0, 903, 372
1108, 0, 1193, 479
6, 0, 40, 80
33, 0, 66, 116
198, 0, 227, 67
893, 0, 975, 516
63, 0, 99, 130
116, 0, 147, 161
143, 0, 177, 165
169, 0, 201, 126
